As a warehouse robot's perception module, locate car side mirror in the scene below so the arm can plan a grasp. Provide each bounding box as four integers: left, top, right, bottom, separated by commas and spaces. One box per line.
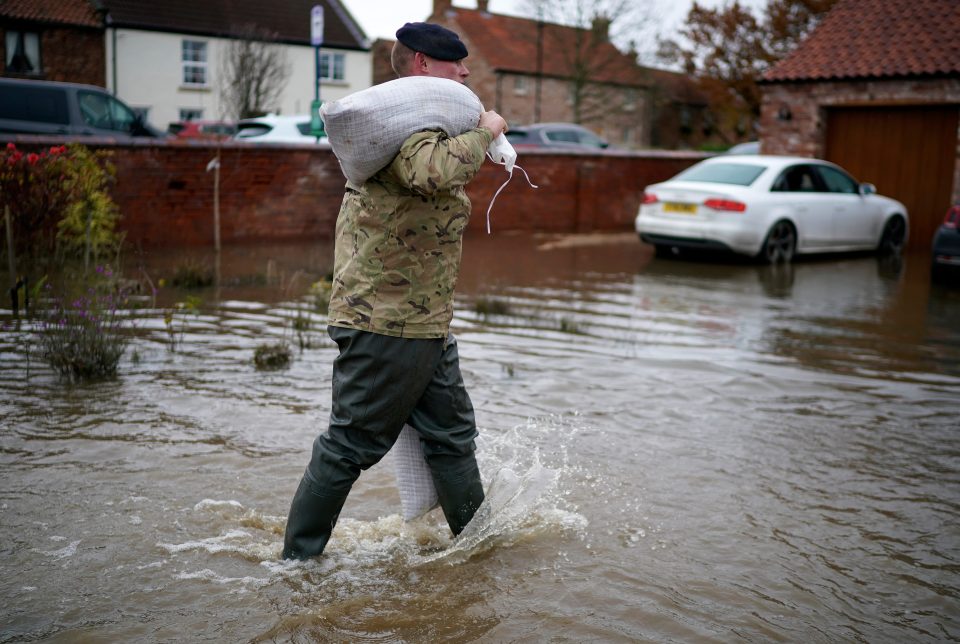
859, 182, 876, 196
131, 113, 146, 135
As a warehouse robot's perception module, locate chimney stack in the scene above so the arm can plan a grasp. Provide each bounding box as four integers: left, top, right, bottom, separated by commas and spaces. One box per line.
432, 0, 453, 18
591, 15, 611, 42
477, 0, 489, 12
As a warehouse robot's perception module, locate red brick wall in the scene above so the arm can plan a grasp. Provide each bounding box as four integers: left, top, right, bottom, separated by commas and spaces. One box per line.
5, 136, 707, 247
106, 142, 348, 248
472, 150, 701, 233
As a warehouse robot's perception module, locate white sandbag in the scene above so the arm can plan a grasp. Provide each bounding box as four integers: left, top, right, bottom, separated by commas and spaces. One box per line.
320, 76, 484, 185
393, 424, 439, 521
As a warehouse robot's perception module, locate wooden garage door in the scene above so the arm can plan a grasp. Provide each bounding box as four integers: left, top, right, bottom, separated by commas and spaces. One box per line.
825, 105, 958, 252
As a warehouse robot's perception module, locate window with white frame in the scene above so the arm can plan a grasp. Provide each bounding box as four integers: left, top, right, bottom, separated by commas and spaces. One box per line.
623, 88, 638, 111
319, 52, 345, 82
181, 40, 208, 86
180, 108, 203, 121
5, 30, 42, 74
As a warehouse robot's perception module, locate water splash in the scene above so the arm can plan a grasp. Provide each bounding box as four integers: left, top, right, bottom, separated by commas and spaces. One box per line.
414, 454, 584, 565
160, 417, 589, 584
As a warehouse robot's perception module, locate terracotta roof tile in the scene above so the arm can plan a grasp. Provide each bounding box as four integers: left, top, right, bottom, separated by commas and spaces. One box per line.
765, 0, 960, 81
446, 9, 649, 87
0, 0, 102, 28
97, 0, 367, 49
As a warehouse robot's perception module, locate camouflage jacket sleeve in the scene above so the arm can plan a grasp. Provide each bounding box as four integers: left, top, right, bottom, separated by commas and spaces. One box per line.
386, 127, 493, 195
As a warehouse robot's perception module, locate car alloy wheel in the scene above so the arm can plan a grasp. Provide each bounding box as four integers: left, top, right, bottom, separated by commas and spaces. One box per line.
878, 216, 906, 256
760, 220, 796, 264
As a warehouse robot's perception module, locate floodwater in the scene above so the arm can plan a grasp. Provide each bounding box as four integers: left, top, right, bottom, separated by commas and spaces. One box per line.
1, 234, 958, 642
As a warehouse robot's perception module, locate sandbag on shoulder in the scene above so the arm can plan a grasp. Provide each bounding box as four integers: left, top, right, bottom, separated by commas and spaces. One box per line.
320, 76, 483, 185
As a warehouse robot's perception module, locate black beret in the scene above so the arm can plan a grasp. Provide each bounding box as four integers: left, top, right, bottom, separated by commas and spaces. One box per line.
396, 22, 468, 61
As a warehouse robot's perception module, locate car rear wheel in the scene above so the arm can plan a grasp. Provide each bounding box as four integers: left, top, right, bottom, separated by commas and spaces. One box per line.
878, 216, 906, 255
758, 220, 796, 264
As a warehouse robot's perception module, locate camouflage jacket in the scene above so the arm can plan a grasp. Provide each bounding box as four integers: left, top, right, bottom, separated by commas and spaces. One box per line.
327, 127, 493, 338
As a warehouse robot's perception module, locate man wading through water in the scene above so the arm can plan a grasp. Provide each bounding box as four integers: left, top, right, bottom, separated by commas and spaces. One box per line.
282, 22, 509, 559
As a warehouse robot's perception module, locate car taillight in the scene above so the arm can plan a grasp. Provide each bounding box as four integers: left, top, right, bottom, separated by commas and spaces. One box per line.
704, 198, 746, 212
944, 205, 960, 229
642, 192, 658, 205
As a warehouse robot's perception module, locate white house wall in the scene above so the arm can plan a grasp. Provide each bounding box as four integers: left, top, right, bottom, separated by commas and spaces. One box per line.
106, 28, 371, 130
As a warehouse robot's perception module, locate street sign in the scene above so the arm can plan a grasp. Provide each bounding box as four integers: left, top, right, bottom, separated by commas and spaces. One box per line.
311, 5, 324, 46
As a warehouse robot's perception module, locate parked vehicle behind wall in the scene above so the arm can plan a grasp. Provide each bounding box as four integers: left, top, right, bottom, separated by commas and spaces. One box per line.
0, 78, 162, 138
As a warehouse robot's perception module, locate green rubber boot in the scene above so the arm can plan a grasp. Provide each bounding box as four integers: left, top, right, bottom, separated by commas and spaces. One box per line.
431, 458, 485, 536
282, 478, 350, 560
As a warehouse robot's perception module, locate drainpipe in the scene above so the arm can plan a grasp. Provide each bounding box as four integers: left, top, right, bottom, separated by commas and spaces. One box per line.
92, 0, 116, 93
111, 21, 117, 95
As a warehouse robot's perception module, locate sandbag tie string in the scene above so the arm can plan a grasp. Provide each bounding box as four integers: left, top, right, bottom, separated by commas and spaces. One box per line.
484, 162, 538, 234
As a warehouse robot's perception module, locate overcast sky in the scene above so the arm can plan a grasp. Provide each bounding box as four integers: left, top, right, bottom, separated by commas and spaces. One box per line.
339, 0, 766, 51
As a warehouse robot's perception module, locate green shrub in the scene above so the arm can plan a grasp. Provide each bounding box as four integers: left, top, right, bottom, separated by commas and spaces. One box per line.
1, 143, 121, 265
35, 266, 131, 380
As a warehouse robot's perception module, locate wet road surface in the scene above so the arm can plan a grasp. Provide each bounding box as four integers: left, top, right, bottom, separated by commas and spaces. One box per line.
1, 234, 958, 642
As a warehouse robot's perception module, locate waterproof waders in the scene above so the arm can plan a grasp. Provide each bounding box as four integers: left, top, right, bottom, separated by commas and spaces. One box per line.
283, 327, 484, 560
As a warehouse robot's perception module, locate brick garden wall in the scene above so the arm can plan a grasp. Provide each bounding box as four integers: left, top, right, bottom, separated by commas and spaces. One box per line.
104, 142, 349, 249
4, 136, 706, 248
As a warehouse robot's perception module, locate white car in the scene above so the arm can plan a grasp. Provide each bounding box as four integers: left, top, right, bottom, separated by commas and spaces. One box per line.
233, 114, 329, 145
635, 155, 908, 263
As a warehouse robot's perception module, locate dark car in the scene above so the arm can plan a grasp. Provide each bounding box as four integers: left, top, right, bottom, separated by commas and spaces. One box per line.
505, 122, 610, 150
931, 203, 960, 283
0, 77, 162, 138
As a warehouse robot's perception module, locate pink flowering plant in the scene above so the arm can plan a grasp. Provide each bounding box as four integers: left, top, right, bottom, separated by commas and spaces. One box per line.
1, 142, 120, 265
35, 265, 133, 380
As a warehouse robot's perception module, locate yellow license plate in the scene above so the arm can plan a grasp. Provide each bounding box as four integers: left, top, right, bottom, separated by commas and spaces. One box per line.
663, 202, 697, 214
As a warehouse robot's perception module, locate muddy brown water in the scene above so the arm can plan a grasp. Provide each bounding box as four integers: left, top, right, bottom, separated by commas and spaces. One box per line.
2, 234, 958, 642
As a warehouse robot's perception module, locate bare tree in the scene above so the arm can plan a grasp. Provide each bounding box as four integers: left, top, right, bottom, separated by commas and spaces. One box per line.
219, 25, 292, 121
519, 0, 665, 125
657, 0, 838, 142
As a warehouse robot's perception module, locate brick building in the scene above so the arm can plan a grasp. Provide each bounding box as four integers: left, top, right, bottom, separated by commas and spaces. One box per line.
373, 0, 707, 150
0, 0, 105, 86
760, 0, 960, 250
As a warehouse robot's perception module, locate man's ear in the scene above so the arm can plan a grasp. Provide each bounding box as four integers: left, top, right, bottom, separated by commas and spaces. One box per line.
414, 51, 430, 74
